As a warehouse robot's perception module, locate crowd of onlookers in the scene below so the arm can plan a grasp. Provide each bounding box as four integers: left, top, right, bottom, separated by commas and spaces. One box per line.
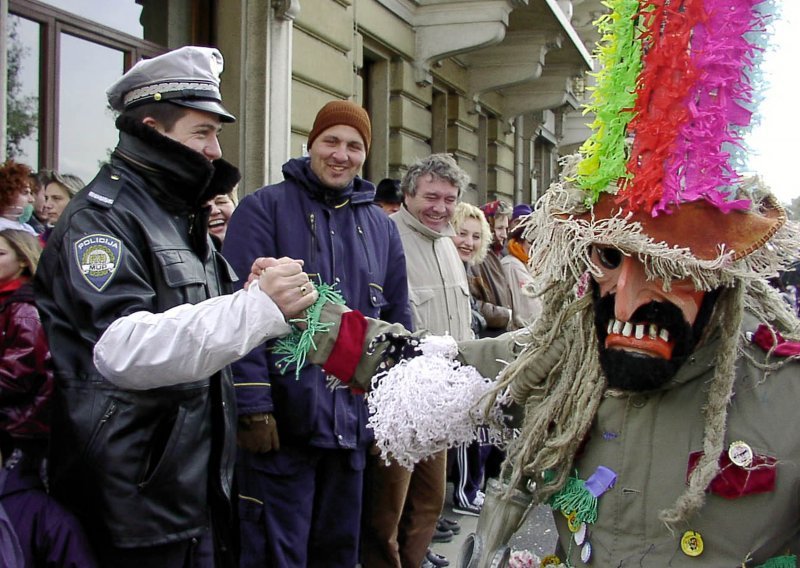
2, 40, 800, 568
0, 149, 539, 567
3, 149, 799, 568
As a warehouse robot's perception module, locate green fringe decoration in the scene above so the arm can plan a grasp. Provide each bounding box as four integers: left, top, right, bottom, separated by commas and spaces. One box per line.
272, 282, 346, 379
576, 0, 644, 202
756, 556, 797, 568
548, 473, 599, 525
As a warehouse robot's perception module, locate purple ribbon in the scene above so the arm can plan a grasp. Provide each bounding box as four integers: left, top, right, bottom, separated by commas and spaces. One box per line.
585, 466, 617, 498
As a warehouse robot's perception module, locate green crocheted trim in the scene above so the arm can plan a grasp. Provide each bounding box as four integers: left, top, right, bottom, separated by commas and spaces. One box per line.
548, 472, 598, 525
273, 282, 345, 379
756, 555, 797, 568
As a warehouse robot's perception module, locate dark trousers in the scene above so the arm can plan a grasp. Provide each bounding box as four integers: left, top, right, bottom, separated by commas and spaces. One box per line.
451, 441, 493, 507
237, 445, 364, 568
95, 530, 214, 568
361, 449, 446, 568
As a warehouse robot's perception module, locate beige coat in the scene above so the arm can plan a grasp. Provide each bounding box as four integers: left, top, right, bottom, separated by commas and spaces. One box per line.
500, 254, 542, 327
391, 206, 472, 340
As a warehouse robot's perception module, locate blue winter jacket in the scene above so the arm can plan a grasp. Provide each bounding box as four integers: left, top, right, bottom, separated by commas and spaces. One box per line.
223, 157, 412, 451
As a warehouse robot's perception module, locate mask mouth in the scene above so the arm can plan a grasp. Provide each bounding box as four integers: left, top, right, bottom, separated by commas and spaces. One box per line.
604, 319, 674, 359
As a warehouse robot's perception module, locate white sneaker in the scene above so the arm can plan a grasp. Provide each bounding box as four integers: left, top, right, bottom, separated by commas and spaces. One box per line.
474, 490, 485, 507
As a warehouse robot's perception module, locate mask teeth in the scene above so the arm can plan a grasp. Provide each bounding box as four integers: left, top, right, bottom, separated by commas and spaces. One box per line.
607, 319, 670, 342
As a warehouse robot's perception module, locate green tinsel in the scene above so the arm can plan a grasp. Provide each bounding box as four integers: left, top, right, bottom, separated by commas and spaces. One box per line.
756, 556, 797, 568
272, 282, 346, 379
576, 0, 644, 202
548, 473, 599, 525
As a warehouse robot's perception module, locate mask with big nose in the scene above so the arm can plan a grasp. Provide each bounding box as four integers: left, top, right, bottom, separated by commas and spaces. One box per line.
590, 245, 718, 391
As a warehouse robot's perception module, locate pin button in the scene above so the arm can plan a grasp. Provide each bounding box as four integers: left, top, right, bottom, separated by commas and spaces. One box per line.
680, 530, 703, 557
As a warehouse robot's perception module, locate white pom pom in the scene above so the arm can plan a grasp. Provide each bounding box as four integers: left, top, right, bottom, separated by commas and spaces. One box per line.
419, 334, 459, 359
367, 336, 504, 470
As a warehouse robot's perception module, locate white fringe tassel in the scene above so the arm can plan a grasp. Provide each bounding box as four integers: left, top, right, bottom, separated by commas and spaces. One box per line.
367, 335, 502, 470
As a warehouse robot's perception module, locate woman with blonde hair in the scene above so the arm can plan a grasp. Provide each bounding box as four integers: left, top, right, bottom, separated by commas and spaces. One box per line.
450, 202, 491, 267
447, 202, 498, 522
452, 202, 516, 341
0, 229, 49, 456
0, 229, 98, 565
40, 170, 85, 226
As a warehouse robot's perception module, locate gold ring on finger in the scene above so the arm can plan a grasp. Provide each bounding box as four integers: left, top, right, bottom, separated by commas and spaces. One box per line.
300, 285, 308, 295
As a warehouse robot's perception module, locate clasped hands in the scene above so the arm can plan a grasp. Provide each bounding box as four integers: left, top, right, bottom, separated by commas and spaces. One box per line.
252, 256, 318, 321
240, 256, 317, 453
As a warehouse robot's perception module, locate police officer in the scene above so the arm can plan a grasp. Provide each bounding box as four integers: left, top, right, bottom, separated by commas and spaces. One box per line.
34, 46, 316, 568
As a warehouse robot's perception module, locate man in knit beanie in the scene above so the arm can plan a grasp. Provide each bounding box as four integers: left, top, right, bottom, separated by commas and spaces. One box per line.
222, 100, 411, 567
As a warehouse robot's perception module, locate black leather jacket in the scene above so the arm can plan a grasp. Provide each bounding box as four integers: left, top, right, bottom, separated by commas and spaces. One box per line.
34, 116, 241, 559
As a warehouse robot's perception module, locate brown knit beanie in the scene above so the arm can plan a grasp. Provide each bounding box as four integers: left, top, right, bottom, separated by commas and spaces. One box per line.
307, 100, 372, 155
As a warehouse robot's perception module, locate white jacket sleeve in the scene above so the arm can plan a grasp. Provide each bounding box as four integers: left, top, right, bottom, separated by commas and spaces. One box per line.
93, 282, 292, 390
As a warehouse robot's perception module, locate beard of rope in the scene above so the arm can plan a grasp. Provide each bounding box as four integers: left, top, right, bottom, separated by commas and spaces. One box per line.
491, 280, 607, 504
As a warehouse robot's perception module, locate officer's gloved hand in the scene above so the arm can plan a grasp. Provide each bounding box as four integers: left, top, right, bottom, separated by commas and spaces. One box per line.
237, 413, 280, 453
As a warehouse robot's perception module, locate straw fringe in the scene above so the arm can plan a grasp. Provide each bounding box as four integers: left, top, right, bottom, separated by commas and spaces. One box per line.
525, 169, 800, 294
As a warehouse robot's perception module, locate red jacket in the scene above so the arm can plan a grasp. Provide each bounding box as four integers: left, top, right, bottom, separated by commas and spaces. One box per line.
0, 279, 53, 440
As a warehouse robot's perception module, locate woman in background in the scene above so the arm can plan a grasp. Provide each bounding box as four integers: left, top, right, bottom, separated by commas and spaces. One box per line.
42, 170, 85, 228
0, 161, 37, 236
448, 203, 495, 519
451, 203, 491, 337
502, 225, 542, 326
207, 187, 238, 247
0, 228, 97, 567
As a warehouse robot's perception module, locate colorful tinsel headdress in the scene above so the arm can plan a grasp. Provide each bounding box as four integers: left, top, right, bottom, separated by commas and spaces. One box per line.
526, 0, 799, 289
577, 0, 772, 216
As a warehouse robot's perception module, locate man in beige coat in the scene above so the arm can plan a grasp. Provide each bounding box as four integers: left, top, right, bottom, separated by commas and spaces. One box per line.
360, 153, 472, 568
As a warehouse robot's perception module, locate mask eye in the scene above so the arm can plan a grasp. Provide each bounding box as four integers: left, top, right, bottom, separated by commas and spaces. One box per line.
594, 246, 622, 270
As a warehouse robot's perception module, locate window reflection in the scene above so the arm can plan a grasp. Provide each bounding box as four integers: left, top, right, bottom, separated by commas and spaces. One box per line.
5, 15, 40, 169
58, 33, 123, 183
38, 0, 144, 38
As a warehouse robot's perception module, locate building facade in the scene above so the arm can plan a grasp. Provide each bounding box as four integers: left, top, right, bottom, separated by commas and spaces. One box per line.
1, 0, 605, 205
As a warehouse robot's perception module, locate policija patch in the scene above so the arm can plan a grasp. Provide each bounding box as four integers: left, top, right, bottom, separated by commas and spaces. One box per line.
74, 234, 122, 292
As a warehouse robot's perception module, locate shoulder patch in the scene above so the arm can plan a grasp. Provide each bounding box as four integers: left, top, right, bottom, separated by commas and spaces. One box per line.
74, 234, 123, 292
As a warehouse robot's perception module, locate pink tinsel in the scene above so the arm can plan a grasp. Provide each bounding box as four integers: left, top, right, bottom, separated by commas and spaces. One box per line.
654, 0, 766, 215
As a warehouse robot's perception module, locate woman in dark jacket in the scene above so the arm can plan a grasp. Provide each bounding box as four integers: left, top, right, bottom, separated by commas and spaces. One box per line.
0, 228, 98, 567
0, 228, 51, 452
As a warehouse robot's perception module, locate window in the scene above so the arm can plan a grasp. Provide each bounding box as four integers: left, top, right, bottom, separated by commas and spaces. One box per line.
5, 0, 198, 179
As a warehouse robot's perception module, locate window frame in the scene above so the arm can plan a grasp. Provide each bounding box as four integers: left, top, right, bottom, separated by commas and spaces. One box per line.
8, 0, 165, 169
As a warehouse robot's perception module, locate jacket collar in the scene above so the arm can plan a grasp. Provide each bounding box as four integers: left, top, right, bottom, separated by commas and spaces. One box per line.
282, 157, 376, 207
394, 205, 455, 240
112, 115, 240, 214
